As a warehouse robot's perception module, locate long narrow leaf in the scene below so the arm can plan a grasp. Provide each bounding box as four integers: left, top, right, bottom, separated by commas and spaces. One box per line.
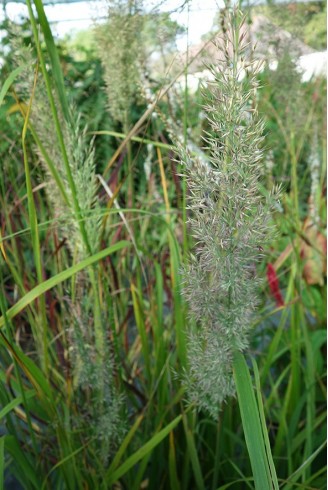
0, 66, 25, 107
281, 440, 327, 490
0, 390, 36, 421
32, 0, 69, 119
233, 352, 273, 490
106, 415, 182, 485
252, 358, 279, 490
0, 334, 53, 400
0, 436, 4, 490
106, 414, 144, 477
5, 436, 42, 489
0, 242, 130, 329
93, 130, 171, 150
182, 414, 205, 490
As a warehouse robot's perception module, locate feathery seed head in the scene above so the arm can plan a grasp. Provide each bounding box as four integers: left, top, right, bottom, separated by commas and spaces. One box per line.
179, 7, 279, 417
95, 0, 145, 124
11, 26, 124, 451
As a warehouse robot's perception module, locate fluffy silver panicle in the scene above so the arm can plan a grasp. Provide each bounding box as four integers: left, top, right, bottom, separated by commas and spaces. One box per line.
180, 8, 279, 418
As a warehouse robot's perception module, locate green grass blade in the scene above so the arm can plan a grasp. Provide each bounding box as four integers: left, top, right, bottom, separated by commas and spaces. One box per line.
131, 454, 151, 490
169, 431, 181, 490
0, 241, 130, 329
92, 130, 172, 150
0, 335, 52, 399
0, 390, 36, 421
216, 477, 254, 489
131, 284, 150, 378
106, 415, 182, 485
233, 351, 273, 490
106, 414, 144, 477
0, 436, 4, 490
5, 435, 41, 489
0, 66, 25, 107
169, 233, 187, 368
32, 0, 69, 120
291, 411, 326, 453
21, 60, 48, 371
281, 440, 327, 489
228, 459, 254, 489
182, 414, 205, 490
41, 442, 90, 490
251, 358, 279, 490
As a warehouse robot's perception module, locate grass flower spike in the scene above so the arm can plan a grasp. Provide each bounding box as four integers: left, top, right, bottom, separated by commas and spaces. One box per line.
10, 25, 125, 459
96, 0, 145, 125
180, 7, 279, 418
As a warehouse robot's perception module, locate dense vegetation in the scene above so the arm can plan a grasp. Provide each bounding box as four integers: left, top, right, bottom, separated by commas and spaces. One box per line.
255, 1, 326, 50
0, 1, 326, 489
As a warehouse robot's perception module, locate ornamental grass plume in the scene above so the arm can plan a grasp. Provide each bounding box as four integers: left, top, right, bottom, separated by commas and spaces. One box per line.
179, 7, 279, 418
95, 0, 145, 126
11, 27, 124, 458
11, 33, 101, 260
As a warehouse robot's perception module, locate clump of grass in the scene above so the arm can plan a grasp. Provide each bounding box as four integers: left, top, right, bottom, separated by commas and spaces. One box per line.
179, 7, 279, 417
11, 34, 101, 259
1, 3, 326, 488
11, 25, 125, 459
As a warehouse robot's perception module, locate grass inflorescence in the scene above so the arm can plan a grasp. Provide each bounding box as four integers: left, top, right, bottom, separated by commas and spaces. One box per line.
179, 8, 279, 417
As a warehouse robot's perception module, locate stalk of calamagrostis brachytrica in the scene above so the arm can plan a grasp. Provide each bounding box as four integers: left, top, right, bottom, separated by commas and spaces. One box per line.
179, 8, 279, 418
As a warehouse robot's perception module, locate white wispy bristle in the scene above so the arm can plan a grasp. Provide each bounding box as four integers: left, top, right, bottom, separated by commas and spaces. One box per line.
179, 7, 279, 418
